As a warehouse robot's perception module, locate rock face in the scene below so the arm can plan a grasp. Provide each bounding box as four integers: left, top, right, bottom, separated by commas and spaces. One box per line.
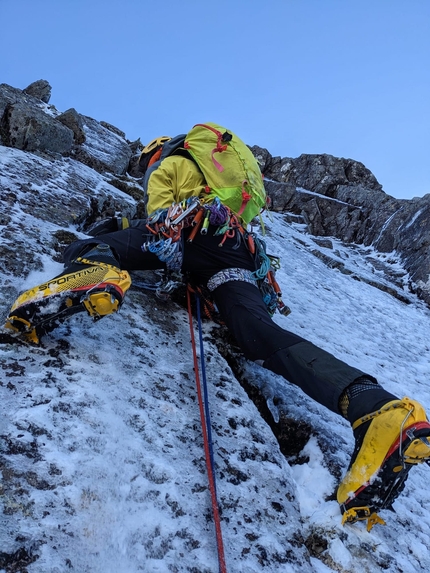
2, 99, 74, 154
0, 81, 134, 176
70, 114, 132, 175
1, 80, 430, 573
23, 79, 52, 103
57, 108, 86, 144
252, 146, 430, 305
0, 86, 310, 573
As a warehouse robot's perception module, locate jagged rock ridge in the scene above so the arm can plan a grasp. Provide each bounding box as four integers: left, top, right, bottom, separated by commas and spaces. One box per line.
252, 146, 430, 306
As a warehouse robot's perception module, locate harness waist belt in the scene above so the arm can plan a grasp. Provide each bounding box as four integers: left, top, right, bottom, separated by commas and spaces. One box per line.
207, 268, 258, 292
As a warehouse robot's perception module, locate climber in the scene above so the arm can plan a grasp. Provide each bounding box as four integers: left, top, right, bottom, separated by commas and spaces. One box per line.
5, 128, 430, 532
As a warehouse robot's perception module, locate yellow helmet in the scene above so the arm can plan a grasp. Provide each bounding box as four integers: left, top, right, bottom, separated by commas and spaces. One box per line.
141, 136, 171, 155
138, 136, 171, 174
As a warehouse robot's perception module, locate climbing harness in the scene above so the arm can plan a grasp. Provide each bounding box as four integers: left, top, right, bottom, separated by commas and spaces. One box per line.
187, 287, 228, 573
142, 196, 291, 317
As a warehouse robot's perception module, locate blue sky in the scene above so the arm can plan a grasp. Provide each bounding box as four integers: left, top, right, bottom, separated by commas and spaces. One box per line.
1, 0, 429, 200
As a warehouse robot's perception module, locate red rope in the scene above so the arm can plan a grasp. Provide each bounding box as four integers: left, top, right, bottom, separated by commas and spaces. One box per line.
186, 288, 228, 573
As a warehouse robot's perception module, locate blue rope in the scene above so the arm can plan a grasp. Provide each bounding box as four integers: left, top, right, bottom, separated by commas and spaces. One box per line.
146, 238, 183, 270
195, 294, 217, 493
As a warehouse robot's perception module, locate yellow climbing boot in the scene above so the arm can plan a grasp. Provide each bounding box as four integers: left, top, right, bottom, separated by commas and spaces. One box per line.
337, 397, 430, 531
5, 245, 131, 344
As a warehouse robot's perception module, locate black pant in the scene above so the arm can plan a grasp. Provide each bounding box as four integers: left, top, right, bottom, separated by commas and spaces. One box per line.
64, 222, 368, 414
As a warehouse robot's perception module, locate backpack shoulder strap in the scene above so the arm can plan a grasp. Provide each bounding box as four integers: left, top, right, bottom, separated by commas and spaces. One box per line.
143, 134, 187, 208
159, 134, 187, 161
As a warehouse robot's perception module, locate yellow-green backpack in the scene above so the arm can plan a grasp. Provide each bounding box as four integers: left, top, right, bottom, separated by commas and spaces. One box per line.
184, 123, 267, 225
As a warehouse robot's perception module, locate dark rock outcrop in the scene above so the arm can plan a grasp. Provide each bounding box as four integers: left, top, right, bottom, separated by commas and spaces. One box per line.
57, 108, 86, 144
252, 146, 430, 305
0, 83, 72, 155
23, 79, 52, 103
1, 100, 74, 154
0, 82, 132, 176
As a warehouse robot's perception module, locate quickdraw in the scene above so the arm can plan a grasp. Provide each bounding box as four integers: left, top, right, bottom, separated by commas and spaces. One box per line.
145, 197, 201, 242
142, 198, 203, 271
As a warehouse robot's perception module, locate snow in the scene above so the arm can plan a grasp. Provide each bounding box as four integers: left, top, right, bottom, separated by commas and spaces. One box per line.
296, 186, 361, 208
1, 160, 430, 571
403, 207, 425, 230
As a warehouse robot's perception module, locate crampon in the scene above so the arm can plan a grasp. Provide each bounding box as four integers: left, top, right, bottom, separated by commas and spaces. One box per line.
5, 261, 131, 344
338, 398, 430, 531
